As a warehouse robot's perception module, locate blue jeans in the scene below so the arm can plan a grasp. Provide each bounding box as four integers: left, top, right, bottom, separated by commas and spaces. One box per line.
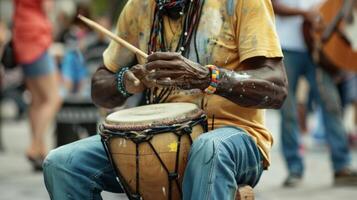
280, 50, 351, 176
22, 51, 56, 78
43, 127, 263, 200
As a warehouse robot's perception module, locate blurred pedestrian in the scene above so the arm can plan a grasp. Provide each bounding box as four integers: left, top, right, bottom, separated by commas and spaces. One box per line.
0, 21, 7, 55
272, 0, 357, 187
0, 20, 8, 85
59, 3, 92, 98
338, 74, 357, 146
13, 0, 62, 171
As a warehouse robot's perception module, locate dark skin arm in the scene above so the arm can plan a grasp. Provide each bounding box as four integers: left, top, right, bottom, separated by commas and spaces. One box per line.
91, 66, 125, 109
91, 64, 144, 108
92, 56, 288, 110
144, 52, 288, 109
92, 52, 288, 109
216, 57, 288, 109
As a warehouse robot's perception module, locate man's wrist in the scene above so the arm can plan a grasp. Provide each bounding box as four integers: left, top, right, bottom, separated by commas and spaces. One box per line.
203, 65, 220, 94
116, 67, 133, 98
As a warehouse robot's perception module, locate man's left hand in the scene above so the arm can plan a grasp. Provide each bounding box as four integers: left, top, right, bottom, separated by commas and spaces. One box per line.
144, 52, 211, 90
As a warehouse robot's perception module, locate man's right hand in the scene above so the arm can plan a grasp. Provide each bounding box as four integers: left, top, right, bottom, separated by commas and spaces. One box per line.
124, 64, 154, 94
92, 65, 146, 109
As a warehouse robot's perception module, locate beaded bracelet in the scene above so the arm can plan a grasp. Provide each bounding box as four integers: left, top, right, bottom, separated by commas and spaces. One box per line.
116, 66, 133, 97
204, 65, 220, 94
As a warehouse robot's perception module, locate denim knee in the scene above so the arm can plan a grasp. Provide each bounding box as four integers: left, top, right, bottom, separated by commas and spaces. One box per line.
43, 146, 72, 170
189, 135, 216, 164
189, 127, 246, 165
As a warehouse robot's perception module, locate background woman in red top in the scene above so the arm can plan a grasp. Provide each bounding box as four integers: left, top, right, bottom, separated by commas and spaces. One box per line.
13, 0, 61, 171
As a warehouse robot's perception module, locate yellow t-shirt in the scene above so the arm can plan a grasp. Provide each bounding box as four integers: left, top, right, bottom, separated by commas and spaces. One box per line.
103, 0, 283, 168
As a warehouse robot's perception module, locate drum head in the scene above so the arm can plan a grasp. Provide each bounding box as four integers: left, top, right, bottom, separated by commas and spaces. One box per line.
104, 103, 204, 131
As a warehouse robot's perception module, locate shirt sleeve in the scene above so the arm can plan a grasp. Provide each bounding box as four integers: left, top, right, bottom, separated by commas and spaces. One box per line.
236, 0, 283, 63
102, 0, 139, 72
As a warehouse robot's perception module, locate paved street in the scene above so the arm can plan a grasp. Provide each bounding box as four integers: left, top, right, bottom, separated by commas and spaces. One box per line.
1, 102, 357, 200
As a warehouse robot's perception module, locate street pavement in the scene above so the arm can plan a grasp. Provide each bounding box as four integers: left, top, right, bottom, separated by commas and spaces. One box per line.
1, 102, 357, 200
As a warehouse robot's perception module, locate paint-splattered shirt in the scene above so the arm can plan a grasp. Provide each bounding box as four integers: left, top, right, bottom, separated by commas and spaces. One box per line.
103, 0, 283, 168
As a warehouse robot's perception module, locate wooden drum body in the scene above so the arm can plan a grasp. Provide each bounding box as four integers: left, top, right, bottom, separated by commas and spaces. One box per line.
100, 103, 207, 200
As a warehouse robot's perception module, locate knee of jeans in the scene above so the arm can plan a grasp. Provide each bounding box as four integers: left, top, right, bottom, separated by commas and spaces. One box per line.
190, 136, 216, 164
43, 147, 72, 171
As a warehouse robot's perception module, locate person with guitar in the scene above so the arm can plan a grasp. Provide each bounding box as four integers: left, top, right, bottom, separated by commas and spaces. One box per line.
272, 0, 357, 187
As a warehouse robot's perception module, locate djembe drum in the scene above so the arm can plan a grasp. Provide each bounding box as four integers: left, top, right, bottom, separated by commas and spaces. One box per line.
100, 103, 207, 200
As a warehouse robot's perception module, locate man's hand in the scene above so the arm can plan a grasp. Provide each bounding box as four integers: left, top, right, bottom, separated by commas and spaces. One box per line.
123, 64, 146, 94
144, 52, 211, 90
303, 9, 323, 31
92, 65, 147, 109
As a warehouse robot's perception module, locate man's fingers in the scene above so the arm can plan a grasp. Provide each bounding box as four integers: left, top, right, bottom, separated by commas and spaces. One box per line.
131, 64, 148, 79
155, 78, 188, 88
145, 60, 181, 71
125, 70, 140, 86
147, 70, 190, 80
147, 52, 181, 62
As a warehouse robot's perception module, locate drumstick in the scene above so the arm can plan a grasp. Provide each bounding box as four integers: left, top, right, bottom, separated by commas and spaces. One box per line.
77, 15, 148, 59
78, 15, 143, 85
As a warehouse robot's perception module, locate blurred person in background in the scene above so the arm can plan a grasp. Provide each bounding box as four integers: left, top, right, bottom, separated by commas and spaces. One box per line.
0, 20, 28, 121
0, 21, 6, 55
53, 4, 109, 147
0, 20, 8, 85
13, 0, 62, 171
84, 15, 111, 73
338, 74, 357, 146
272, 0, 357, 187
60, 4, 110, 99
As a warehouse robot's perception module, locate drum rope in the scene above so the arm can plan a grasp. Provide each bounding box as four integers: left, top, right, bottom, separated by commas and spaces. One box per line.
136, 143, 140, 196
101, 139, 140, 199
100, 115, 208, 200
99, 125, 142, 200
147, 140, 179, 199
211, 114, 215, 130
173, 133, 183, 196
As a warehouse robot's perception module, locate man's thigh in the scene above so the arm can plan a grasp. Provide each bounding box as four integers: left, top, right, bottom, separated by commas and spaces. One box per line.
44, 135, 122, 193
183, 126, 264, 200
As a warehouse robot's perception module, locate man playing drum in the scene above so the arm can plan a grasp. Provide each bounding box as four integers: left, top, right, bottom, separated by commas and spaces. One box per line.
43, 0, 288, 199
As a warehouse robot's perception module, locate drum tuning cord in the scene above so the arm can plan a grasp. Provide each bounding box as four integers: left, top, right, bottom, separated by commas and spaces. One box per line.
211, 114, 215, 130
99, 114, 207, 143
99, 114, 208, 200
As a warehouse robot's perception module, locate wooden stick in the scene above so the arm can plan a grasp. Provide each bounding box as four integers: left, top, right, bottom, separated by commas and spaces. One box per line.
77, 14, 148, 59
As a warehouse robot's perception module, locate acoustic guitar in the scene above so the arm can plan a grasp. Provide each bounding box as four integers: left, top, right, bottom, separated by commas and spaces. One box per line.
303, 0, 357, 73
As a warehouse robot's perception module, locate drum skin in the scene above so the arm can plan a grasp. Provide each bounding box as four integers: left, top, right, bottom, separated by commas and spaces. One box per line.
108, 124, 204, 200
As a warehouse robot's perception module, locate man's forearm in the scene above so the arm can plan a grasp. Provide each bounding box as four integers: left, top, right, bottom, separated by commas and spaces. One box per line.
91, 66, 128, 109
215, 58, 288, 109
